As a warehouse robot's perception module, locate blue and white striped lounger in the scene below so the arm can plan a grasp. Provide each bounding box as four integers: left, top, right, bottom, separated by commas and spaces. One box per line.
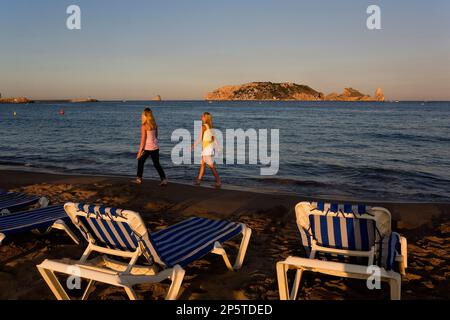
0, 191, 44, 213
37, 202, 252, 300
0, 205, 80, 245
276, 201, 408, 300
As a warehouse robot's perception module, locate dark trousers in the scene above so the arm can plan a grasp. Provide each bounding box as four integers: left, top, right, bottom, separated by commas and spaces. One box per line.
137, 149, 166, 180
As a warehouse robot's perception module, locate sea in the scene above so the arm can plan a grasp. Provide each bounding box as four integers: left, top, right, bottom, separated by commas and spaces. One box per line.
0, 101, 449, 202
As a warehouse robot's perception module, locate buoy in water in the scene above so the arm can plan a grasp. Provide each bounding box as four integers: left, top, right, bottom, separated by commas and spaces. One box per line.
13, 112, 17, 117
59, 109, 65, 115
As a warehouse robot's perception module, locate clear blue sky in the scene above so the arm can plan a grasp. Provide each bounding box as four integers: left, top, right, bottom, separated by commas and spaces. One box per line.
0, 0, 449, 100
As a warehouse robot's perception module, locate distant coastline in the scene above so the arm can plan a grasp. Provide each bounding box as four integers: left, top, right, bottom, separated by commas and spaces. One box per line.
0, 97, 99, 104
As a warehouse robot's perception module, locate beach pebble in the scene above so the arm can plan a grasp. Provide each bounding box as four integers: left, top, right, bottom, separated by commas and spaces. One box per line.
407, 273, 422, 281
437, 224, 450, 234
429, 258, 445, 266
425, 236, 445, 244
408, 244, 429, 257
431, 275, 446, 281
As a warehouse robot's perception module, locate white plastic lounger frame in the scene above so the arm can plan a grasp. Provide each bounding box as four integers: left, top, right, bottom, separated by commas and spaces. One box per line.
276, 256, 403, 300
277, 201, 408, 300
37, 202, 251, 300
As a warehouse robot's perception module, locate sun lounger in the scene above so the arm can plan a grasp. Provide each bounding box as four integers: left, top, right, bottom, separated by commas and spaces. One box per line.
37, 202, 252, 300
0, 205, 80, 245
276, 201, 407, 300
0, 191, 48, 214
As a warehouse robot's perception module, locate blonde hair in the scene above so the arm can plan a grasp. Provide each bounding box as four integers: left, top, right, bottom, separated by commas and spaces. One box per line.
202, 112, 213, 129
142, 108, 157, 130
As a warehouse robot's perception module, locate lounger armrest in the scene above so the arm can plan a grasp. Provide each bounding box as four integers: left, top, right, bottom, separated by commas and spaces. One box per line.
277, 256, 402, 300
311, 240, 376, 262
37, 259, 125, 287
400, 235, 407, 268
278, 256, 400, 283
395, 235, 407, 275
39, 197, 50, 208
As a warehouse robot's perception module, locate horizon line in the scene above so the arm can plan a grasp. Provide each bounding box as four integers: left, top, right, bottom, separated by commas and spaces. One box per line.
16, 98, 450, 103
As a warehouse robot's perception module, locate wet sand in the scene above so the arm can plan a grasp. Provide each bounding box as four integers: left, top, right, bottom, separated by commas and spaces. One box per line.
0, 170, 448, 300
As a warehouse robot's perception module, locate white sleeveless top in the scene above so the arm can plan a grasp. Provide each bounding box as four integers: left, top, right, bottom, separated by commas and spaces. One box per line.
202, 124, 213, 148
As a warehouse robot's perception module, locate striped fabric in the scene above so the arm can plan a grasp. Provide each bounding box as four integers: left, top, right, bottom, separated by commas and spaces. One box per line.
379, 232, 400, 271
74, 203, 140, 252
0, 192, 40, 212
308, 215, 376, 251
149, 217, 243, 267
0, 205, 67, 235
73, 204, 244, 268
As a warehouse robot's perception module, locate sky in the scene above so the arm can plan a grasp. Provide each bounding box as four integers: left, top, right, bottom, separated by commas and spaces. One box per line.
0, 0, 449, 100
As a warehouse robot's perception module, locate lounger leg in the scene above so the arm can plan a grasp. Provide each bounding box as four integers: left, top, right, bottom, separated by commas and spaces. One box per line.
81, 280, 96, 300
389, 277, 401, 300
166, 265, 185, 300
0, 233, 5, 245
124, 286, 139, 300
211, 225, 252, 271
276, 261, 290, 300
51, 219, 80, 245
37, 266, 70, 300
290, 269, 303, 300
233, 225, 252, 270
212, 242, 234, 271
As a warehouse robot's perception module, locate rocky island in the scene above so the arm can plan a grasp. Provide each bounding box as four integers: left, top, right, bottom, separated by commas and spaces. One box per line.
0, 92, 99, 104
325, 87, 385, 102
205, 82, 384, 102
0, 97, 34, 104
69, 98, 99, 103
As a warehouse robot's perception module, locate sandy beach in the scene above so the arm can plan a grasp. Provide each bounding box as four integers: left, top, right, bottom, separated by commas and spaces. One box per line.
0, 169, 448, 300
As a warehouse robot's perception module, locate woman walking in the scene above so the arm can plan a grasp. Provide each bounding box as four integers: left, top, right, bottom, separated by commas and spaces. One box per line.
134, 108, 167, 186
193, 112, 221, 188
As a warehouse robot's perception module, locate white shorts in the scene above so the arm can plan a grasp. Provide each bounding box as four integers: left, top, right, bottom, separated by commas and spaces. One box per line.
201, 144, 215, 157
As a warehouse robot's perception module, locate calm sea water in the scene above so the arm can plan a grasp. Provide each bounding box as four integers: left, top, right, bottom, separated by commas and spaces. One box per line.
0, 101, 449, 202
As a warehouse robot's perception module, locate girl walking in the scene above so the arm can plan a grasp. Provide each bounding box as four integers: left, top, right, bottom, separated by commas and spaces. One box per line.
193, 112, 221, 188
134, 108, 167, 186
